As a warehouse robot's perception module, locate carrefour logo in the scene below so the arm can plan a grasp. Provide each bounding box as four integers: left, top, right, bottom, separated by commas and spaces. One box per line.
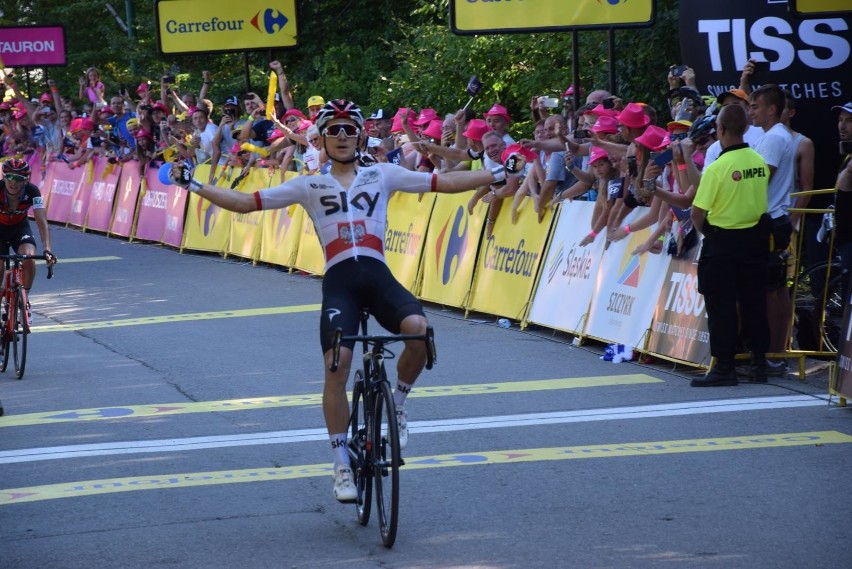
598, 0, 628, 5
164, 8, 288, 35
435, 206, 469, 285
251, 9, 288, 34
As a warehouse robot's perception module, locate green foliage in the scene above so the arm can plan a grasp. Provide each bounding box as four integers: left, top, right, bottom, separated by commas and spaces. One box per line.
3, 0, 681, 130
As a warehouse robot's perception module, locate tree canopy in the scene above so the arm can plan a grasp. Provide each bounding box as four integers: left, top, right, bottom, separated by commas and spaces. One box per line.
4, 0, 681, 130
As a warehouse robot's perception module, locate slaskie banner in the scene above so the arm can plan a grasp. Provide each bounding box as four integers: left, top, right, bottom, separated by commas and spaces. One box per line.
645, 239, 711, 366
679, 0, 851, 191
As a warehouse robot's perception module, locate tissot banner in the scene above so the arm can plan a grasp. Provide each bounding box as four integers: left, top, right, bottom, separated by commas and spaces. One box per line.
679, 0, 851, 191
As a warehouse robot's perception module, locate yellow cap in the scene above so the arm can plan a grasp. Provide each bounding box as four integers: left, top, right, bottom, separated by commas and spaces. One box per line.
307, 95, 325, 107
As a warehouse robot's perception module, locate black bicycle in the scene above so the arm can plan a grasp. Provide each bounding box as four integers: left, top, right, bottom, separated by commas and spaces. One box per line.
330, 308, 436, 549
792, 258, 844, 353
0, 253, 54, 379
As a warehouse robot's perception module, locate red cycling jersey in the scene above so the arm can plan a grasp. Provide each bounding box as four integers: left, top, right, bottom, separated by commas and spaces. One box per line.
0, 182, 44, 226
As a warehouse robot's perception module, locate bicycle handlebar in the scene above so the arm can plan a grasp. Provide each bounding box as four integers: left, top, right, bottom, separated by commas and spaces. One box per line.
329, 326, 437, 373
0, 253, 56, 279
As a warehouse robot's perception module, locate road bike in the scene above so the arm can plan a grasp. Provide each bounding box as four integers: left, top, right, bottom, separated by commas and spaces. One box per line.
330, 308, 436, 548
0, 253, 54, 379
792, 257, 844, 353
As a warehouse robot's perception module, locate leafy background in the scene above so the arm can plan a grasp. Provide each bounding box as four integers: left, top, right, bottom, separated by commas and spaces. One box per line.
4, 0, 681, 133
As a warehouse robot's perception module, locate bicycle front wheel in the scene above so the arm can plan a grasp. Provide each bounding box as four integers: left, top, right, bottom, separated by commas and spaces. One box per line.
372, 371, 400, 548
12, 288, 27, 379
349, 370, 372, 526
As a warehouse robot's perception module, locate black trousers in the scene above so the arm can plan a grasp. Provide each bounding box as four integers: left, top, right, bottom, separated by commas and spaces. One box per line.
697, 222, 770, 367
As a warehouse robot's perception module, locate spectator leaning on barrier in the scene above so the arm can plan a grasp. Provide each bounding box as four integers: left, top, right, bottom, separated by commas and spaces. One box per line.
483, 103, 514, 145
749, 84, 796, 377
690, 104, 770, 387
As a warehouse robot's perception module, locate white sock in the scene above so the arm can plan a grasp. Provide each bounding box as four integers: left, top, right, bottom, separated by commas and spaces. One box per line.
394, 381, 413, 408
330, 433, 348, 468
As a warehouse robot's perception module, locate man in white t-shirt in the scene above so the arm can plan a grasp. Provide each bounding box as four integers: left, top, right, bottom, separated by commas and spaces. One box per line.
703, 89, 763, 168
748, 84, 797, 376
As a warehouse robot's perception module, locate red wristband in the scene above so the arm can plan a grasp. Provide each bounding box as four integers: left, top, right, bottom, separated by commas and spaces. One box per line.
624, 224, 631, 234
431, 173, 438, 192
589, 230, 598, 238
677, 163, 687, 171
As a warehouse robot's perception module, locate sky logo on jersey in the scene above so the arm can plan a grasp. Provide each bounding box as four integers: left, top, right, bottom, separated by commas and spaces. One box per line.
251, 9, 288, 34
435, 206, 469, 285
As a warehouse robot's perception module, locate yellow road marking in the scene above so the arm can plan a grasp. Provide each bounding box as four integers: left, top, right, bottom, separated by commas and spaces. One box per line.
0, 374, 661, 427
40, 256, 122, 264
1, 431, 847, 505
31, 304, 322, 333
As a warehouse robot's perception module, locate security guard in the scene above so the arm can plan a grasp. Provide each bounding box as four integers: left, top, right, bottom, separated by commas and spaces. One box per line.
691, 104, 770, 386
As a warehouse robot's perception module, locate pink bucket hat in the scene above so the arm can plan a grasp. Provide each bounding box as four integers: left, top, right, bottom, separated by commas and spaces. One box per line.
421, 119, 443, 140
588, 146, 610, 165
414, 108, 439, 126
591, 116, 619, 134
483, 103, 511, 124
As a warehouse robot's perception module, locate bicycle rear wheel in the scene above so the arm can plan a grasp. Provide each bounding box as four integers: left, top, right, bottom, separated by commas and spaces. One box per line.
12, 288, 28, 379
372, 369, 400, 548
349, 370, 372, 526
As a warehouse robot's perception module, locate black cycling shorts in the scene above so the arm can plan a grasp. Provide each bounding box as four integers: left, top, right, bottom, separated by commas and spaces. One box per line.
0, 221, 38, 251
319, 257, 425, 353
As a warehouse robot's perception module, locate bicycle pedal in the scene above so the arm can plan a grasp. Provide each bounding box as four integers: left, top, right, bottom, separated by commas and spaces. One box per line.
399, 458, 405, 467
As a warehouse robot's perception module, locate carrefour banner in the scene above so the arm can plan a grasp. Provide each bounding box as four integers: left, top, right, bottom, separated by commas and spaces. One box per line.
86, 158, 122, 233
420, 192, 486, 309
679, 0, 851, 191
182, 165, 231, 252
45, 163, 83, 223
791, 0, 851, 17
645, 240, 711, 366
468, 198, 553, 320
527, 201, 606, 334
451, 0, 655, 34
385, 192, 436, 293
585, 210, 672, 349
259, 206, 302, 267
110, 162, 142, 238
155, 0, 298, 55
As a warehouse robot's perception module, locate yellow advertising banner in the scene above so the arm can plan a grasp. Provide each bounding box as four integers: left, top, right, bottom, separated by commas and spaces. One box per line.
257, 171, 302, 267
451, 0, 654, 34
468, 198, 554, 320
385, 192, 436, 293
791, 0, 851, 15
419, 192, 486, 309
293, 209, 324, 276
182, 165, 231, 253
226, 168, 267, 261
155, 0, 298, 55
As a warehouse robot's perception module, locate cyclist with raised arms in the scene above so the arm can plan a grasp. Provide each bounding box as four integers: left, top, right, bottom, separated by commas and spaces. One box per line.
0, 159, 58, 316
169, 100, 512, 502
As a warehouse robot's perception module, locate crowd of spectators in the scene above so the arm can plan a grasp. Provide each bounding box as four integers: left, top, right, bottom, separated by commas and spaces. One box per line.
1, 58, 847, 378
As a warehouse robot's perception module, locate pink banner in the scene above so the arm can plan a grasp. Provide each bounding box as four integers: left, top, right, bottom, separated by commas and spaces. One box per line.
163, 185, 188, 248
0, 26, 66, 66
46, 163, 84, 223
67, 164, 95, 228
86, 158, 122, 232
25, 151, 46, 218
110, 162, 142, 238
134, 165, 172, 242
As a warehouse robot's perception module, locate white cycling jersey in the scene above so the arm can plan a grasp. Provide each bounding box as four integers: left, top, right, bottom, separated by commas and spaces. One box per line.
254, 162, 433, 271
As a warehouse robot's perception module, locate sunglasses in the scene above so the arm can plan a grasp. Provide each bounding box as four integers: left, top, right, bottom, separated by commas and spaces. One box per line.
325, 124, 360, 138
285, 116, 299, 124
670, 132, 689, 141
4, 173, 28, 183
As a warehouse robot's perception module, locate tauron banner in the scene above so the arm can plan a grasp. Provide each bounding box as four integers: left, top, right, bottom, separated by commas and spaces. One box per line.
0, 26, 66, 67
679, 0, 851, 191
155, 0, 298, 55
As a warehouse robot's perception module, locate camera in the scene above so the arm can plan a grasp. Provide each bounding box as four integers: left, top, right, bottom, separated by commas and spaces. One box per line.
839, 140, 852, 155
163, 74, 175, 84
573, 128, 591, 139
627, 156, 638, 177
541, 97, 560, 108
602, 97, 616, 110
225, 107, 237, 119
670, 65, 688, 78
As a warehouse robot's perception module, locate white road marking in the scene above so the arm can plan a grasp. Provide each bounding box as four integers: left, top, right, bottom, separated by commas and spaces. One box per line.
0, 394, 828, 465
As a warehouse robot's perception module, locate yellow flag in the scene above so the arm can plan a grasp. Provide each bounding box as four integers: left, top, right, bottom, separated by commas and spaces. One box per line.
266, 71, 277, 120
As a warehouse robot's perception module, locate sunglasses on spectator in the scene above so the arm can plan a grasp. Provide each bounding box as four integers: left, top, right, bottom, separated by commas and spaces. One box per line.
324, 124, 360, 137
670, 132, 689, 141
4, 174, 28, 183
285, 116, 299, 124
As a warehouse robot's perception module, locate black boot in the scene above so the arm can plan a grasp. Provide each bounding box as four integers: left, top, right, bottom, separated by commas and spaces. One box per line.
751, 354, 768, 383
691, 360, 738, 387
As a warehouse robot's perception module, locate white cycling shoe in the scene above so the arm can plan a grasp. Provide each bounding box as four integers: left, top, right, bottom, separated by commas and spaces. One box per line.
333, 465, 357, 503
